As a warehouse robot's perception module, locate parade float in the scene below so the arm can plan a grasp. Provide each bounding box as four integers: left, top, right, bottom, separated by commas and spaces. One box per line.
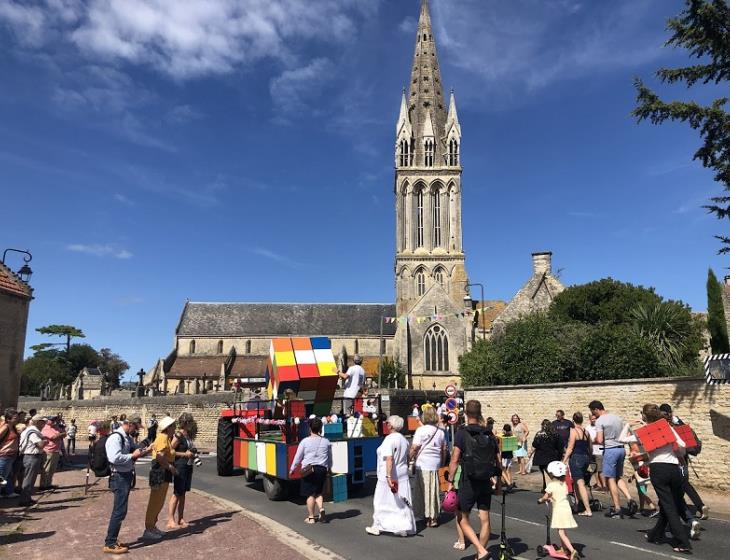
216, 336, 385, 500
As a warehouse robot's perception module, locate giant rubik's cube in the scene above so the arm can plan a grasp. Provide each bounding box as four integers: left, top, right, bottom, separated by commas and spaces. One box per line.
266, 337, 339, 416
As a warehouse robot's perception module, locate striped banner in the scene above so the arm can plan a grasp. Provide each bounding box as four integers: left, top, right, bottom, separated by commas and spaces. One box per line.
704, 354, 730, 385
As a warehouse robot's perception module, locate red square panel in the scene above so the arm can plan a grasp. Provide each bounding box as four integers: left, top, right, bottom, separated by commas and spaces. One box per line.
288, 445, 301, 480
298, 363, 320, 379
635, 419, 676, 453
674, 424, 698, 449
278, 365, 300, 382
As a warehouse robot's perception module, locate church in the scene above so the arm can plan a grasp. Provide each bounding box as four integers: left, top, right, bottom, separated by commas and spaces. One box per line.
145, 0, 564, 395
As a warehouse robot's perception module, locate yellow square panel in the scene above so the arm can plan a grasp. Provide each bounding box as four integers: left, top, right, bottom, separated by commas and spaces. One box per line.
274, 351, 296, 367
266, 443, 277, 476
317, 362, 338, 377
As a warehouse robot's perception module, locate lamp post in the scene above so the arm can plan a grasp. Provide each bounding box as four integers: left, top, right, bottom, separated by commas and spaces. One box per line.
464, 282, 486, 341
1, 248, 33, 283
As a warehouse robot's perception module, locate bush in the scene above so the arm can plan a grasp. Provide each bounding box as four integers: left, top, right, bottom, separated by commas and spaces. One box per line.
576, 323, 661, 380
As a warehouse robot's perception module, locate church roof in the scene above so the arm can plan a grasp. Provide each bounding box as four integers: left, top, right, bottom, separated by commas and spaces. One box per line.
167, 356, 224, 379
176, 302, 397, 338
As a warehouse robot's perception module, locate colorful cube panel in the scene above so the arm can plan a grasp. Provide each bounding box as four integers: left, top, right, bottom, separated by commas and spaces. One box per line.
240, 440, 249, 469
287, 445, 301, 479
265, 443, 277, 476
331, 441, 349, 474
310, 337, 331, 350
274, 351, 296, 367
291, 337, 313, 351
276, 444, 289, 480
248, 441, 257, 471
272, 338, 294, 352
256, 442, 267, 474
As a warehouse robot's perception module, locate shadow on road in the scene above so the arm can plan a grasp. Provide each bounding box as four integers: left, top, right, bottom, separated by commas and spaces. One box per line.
0, 530, 56, 545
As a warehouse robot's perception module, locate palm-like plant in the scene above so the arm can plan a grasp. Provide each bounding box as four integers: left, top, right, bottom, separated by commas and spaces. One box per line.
631, 301, 693, 370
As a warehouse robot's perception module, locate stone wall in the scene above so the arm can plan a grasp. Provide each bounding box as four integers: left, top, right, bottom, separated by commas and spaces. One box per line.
466, 376, 730, 492
0, 291, 31, 410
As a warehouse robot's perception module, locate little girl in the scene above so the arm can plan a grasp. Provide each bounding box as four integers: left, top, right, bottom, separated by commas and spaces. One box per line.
538, 461, 579, 560
501, 424, 514, 490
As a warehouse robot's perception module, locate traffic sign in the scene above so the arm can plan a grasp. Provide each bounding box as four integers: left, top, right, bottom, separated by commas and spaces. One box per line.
444, 384, 457, 398
447, 411, 458, 425
445, 398, 458, 411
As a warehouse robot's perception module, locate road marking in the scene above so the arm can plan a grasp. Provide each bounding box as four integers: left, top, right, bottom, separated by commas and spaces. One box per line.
505, 515, 542, 527
610, 541, 696, 560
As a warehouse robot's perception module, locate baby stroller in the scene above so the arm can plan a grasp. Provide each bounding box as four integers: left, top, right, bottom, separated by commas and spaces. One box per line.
566, 465, 602, 514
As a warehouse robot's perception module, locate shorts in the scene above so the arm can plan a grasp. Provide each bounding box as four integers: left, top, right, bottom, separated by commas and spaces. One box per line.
594, 455, 603, 473
458, 475, 492, 512
568, 454, 590, 482
173, 465, 193, 496
501, 458, 513, 470
300, 465, 328, 497
602, 447, 625, 479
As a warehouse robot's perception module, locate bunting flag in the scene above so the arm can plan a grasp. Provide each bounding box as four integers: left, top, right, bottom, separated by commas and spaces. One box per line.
382, 310, 473, 325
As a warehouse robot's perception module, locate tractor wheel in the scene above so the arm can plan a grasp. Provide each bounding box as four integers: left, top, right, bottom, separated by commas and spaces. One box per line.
243, 469, 257, 482
263, 475, 288, 501
536, 545, 547, 558
216, 418, 235, 477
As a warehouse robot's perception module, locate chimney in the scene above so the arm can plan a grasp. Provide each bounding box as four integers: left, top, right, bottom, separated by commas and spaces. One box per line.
725, 276, 730, 286
532, 252, 552, 275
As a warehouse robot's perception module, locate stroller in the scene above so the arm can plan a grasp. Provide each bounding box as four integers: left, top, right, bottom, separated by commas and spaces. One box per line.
566, 464, 602, 514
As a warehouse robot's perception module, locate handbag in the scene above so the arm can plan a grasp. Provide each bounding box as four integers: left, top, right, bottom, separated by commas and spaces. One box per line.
409, 426, 438, 477
300, 437, 324, 478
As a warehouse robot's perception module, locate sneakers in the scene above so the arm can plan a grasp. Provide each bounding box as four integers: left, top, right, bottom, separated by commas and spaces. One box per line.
365, 526, 380, 536
142, 529, 163, 540
690, 520, 701, 540
605, 507, 622, 519
649, 509, 660, 519
103, 543, 129, 554
152, 527, 165, 537
698, 505, 709, 520
627, 499, 639, 516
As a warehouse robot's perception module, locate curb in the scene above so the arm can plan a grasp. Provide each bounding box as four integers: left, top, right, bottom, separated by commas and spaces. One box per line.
189, 488, 345, 560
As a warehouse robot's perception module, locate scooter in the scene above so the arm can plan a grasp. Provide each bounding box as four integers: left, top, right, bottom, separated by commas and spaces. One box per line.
536, 501, 571, 560
496, 485, 515, 560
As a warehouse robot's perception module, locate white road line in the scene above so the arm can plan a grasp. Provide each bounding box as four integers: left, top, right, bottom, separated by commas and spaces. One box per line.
505, 515, 542, 527
609, 540, 696, 560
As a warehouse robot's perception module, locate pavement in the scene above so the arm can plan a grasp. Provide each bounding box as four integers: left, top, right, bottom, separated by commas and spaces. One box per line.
0, 457, 331, 560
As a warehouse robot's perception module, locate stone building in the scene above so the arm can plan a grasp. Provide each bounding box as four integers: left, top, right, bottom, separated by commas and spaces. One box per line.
0, 260, 32, 409
70, 366, 107, 400
491, 252, 565, 336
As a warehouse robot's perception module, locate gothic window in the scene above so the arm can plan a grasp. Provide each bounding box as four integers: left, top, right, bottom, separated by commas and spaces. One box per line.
449, 139, 459, 166
432, 189, 441, 247
424, 139, 434, 167
399, 139, 410, 167
424, 325, 449, 371
189, 339, 196, 354
217, 340, 223, 354
399, 189, 406, 250
434, 266, 445, 286
354, 339, 359, 354
416, 269, 426, 297
245, 340, 251, 354
416, 188, 424, 247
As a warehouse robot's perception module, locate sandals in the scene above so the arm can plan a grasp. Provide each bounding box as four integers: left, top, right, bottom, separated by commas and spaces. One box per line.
453, 541, 466, 550
673, 547, 691, 554
578, 511, 592, 517
318, 509, 328, 524
304, 517, 316, 524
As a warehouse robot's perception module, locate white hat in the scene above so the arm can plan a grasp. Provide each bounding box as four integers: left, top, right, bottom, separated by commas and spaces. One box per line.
158, 416, 176, 432
547, 461, 567, 478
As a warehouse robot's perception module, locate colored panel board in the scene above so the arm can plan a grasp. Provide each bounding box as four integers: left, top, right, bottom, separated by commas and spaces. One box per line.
266, 443, 277, 476
314, 348, 336, 364
277, 365, 299, 382
635, 419, 675, 453
275, 351, 296, 367
331, 441, 349, 474
298, 389, 317, 401
297, 364, 320, 382
240, 440, 249, 469
272, 338, 294, 352
310, 337, 331, 350
291, 337, 313, 351
256, 442, 267, 475
233, 439, 240, 468
313, 402, 333, 416
360, 438, 380, 472
294, 350, 316, 364
248, 441, 257, 471
276, 445, 289, 480
287, 445, 301, 480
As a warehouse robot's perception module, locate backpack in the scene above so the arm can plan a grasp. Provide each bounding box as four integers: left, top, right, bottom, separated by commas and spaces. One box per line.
461, 427, 499, 480
686, 429, 702, 457
91, 432, 124, 477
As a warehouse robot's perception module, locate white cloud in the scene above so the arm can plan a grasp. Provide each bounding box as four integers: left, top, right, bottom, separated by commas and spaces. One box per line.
251, 247, 305, 269
165, 104, 203, 124
398, 16, 416, 35
0, 2, 46, 46
270, 58, 334, 118
66, 243, 133, 259
114, 193, 134, 205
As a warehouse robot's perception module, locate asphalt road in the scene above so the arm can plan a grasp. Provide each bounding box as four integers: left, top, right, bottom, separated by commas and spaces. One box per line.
138, 457, 730, 560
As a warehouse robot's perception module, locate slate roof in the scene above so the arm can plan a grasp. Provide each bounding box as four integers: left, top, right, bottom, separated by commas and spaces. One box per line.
0, 261, 32, 299
176, 302, 398, 338
167, 356, 224, 379
229, 355, 268, 377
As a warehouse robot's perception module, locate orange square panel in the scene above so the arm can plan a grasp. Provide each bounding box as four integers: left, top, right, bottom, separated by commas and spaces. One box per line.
272, 338, 293, 352
291, 337, 313, 351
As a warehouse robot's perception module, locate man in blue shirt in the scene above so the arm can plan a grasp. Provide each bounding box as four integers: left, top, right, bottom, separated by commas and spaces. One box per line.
104, 416, 149, 555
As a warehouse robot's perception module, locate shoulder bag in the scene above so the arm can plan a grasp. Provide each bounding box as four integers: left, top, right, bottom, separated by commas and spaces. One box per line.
300, 437, 325, 478
409, 426, 438, 477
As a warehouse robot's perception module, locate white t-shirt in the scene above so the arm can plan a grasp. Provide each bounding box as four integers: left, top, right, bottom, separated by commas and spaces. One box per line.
412, 425, 445, 471
377, 432, 409, 481
586, 425, 601, 456
343, 365, 365, 398
20, 426, 43, 455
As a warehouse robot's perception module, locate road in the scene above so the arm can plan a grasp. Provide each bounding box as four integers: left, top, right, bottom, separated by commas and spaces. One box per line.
138, 457, 730, 560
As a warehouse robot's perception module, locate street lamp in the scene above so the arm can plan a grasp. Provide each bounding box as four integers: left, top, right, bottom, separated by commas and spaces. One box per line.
2, 248, 33, 283
465, 282, 486, 341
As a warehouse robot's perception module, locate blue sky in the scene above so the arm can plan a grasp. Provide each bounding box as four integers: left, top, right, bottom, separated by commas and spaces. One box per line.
0, 0, 724, 381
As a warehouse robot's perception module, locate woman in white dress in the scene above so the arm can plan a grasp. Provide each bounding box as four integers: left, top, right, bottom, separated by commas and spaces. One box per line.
366, 415, 416, 537
410, 407, 446, 527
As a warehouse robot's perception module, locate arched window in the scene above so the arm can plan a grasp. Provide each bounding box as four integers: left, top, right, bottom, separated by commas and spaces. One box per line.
245, 340, 251, 354
424, 139, 434, 167
217, 340, 223, 354
189, 339, 196, 354
432, 189, 441, 247
399, 139, 411, 167
415, 269, 426, 297
354, 339, 359, 354
434, 267, 445, 286
449, 139, 459, 166
424, 325, 449, 371
416, 188, 424, 247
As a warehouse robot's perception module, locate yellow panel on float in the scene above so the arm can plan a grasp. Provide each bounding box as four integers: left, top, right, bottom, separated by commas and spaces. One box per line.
266, 443, 277, 476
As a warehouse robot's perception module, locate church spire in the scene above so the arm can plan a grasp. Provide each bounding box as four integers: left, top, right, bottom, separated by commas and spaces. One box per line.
407, 0, 447, 166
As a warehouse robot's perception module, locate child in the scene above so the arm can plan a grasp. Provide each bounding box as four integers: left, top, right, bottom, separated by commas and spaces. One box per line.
538, 461, 579, 560
501, 424, 514, 491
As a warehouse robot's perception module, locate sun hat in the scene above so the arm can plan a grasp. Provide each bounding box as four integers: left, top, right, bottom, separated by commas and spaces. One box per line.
158, 416, 176, 432
442, 489, 459, 513
547, 461, 567, 478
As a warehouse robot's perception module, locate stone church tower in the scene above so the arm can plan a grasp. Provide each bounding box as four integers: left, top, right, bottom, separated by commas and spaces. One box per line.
394, 0, 470, 389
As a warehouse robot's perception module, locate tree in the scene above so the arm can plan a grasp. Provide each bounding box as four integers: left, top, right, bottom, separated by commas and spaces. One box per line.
20, 352, 73, 396
707, 268, 730, 352
633, 0, 730, 252
631, 301, 699, 369
35, 324, 85, 353
379, 357, 406, 388
98, 348, 130, 389
576, 324, 662, 380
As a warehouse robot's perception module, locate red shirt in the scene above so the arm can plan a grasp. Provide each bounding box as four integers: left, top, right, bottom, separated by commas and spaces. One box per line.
42, 424, 62, 454
0, 424, 18, 457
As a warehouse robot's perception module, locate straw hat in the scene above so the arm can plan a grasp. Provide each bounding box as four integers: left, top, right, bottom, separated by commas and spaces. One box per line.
158, 416, 176, 432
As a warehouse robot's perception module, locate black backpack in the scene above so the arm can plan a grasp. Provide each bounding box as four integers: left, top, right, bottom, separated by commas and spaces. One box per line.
461, 427, 499, 480
91, 432, 124, 477
686, 428, 702, 457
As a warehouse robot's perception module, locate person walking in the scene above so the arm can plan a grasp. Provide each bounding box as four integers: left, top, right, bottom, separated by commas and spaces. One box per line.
143, 416, 177, 540
563, 412, 593, 516
410, 406, 446, 527
511, 414, 530, 475
66, 419, 77, 456
40, 416, 65, 490
624, 404, 692, 554
446, 400, 501, 560
585, 413, 606, 492
588, 400, 637, 518
501, 424, 515, 491
103, 416, 149, 554
538, 461, 579, 560
0, 409, 20, 498
366, 415, 416, 537
18, 415, 47, 507
168, 413, 198, 529
338, 354, 365, 416
290, 417, 332, 524
552, 410, 574, 450
530, 420, 563, 492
